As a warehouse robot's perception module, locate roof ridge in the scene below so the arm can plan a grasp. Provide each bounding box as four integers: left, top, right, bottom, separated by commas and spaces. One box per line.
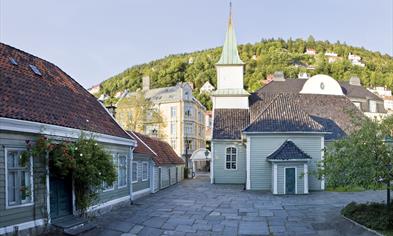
129, 131, 158, 156
243, 93, 281, 131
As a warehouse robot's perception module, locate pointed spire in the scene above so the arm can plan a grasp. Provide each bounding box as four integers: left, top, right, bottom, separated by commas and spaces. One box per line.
217, 2, 244, 65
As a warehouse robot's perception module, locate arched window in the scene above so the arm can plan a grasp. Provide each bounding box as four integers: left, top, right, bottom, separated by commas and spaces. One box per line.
225, 147, 237, 170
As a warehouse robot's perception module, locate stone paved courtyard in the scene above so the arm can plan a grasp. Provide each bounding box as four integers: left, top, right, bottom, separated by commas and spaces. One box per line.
83, 177, 385, 236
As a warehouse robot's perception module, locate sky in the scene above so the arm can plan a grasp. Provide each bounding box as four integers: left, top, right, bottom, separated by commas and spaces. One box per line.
1, 0, 392, 88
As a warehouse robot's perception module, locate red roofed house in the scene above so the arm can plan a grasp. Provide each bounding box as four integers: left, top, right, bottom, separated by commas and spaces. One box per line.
0, 43, 137, 234
128, 131, 185, 197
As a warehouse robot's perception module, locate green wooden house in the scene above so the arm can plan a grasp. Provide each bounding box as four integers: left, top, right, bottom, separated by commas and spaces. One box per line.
0, 43, 137, 234
128, 131, 185, 196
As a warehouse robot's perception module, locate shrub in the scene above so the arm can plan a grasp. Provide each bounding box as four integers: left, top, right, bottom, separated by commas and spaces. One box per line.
342, 201, 393, 230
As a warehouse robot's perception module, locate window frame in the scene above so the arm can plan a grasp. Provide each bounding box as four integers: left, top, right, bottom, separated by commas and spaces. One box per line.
5, 147, 34, 209
142, 162, 149, 181
117, 154, 128, 189
132, 162, 138, 183
224, 146, 238, 171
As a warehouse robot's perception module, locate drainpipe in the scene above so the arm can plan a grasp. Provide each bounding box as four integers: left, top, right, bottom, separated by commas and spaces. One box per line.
129, 147, 135, 204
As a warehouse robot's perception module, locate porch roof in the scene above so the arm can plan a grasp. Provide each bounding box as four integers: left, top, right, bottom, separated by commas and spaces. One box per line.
267, 140, 311, 161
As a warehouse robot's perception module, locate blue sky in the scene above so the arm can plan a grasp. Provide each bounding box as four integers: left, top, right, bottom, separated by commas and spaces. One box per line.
1, 0, 392, 88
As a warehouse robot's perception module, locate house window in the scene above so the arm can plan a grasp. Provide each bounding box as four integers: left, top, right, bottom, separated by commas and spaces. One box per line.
142, 162, 149, 181
170, 123, 176, 137
132, 162, 138, 183
171, 106, 177, 120
353, 102, 361, 110
118, 155, 127, 188
103, 155, 116, 191
6, 148, 33, 207
225, 147, 237, 170
369, 100, 377, 113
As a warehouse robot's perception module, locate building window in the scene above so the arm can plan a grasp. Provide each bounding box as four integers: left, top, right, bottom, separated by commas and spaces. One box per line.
171, 106, 177, 120
142, 162, 149, 181
225, 147, 237, 170
185, 106, 193, 118
369, 100, 377, 113
118, 155, 127, 188
353, 102, 361, 110
170, 123, 176, 137
103, 155, 116, 191
6, 148, 33, 208
185, 122, 194, 135
132, 162, 138, 183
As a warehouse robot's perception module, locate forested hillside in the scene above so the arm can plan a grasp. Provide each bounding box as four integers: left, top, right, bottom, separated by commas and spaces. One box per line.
98, 37, 393, 109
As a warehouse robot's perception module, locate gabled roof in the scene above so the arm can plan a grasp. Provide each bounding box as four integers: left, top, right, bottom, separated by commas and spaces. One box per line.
213, 109, 249, 140
267, 140, 311, 161
0, 43, 132, 140
128, 131, 156, 156
128, 131, 184, 165
216, 6, 244, 65
249, 93, 363, 140
244, 94, 325, 133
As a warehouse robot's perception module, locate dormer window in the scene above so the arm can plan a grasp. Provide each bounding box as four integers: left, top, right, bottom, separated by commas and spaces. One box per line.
29, 65, 42, 76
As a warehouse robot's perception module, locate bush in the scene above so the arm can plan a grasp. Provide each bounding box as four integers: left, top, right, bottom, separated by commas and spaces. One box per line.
342, 202, 393, 231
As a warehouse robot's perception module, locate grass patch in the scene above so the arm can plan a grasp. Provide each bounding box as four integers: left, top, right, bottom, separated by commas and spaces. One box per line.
342, 202, 393, 233
327, 185, 366, 192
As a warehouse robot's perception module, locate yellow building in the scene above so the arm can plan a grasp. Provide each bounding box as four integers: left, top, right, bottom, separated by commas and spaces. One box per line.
116, 76, 207, 159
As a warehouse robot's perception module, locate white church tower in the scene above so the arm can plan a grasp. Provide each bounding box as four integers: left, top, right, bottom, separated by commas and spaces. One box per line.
211, 4, 249, 109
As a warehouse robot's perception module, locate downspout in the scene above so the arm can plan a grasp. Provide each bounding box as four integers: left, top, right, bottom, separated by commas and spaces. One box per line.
129, 147, 135, 204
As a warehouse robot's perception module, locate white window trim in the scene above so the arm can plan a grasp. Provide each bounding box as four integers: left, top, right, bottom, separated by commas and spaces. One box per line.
224, 146, 238, 171
142, 162, 149, 181
103, 154, 116, 192
132, 162, 138, 183
5, 147, 34, 209
117, 154, 128, 189
283, 167, 298, 194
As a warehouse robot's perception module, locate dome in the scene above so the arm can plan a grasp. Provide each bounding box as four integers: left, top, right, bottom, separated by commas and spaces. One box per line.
300, 74, 344, 96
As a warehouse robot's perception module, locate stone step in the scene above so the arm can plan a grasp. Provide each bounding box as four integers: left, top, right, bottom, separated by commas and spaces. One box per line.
51, 215, 96, 235
63, 222, 96, 236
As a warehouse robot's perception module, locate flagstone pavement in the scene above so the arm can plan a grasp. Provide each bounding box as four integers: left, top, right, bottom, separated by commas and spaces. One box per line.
82, 177, 385, 236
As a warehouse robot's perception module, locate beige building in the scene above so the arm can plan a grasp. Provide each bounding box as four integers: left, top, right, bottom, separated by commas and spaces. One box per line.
116, 77, 207, 159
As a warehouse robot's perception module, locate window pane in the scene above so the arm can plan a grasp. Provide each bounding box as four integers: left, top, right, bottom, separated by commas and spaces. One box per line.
226, 163, 231, 169
232, 155, 236, 162
132, 163, 138, 181
226, 155, 231, 161
7, 150, 17, 168
232, 163, 236, 169
232, 148, 236, 154
8, 172, 16, 204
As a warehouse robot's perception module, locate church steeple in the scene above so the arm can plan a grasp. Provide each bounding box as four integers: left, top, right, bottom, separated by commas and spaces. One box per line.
217, 3, 244, 65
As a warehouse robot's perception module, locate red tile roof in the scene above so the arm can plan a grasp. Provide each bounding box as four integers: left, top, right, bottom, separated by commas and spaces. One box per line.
128, 131, 184, 165
0, 43, 131, 140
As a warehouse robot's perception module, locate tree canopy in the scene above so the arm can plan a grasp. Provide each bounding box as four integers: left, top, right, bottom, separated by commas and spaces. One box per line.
97, 37, 393, 109
321, 115, 393, 206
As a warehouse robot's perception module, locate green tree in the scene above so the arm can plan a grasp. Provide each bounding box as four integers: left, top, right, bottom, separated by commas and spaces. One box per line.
116, 90, 166, 138
320, 116, 393, 207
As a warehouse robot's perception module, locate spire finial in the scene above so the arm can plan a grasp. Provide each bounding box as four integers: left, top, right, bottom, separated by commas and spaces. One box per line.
229, 1, 232, 25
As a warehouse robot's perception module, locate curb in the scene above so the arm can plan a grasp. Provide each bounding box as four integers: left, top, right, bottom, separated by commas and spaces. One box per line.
341, 214, 384, 236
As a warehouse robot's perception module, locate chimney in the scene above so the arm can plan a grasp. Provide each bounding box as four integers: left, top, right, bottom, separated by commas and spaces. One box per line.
142, 76, 150, 91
